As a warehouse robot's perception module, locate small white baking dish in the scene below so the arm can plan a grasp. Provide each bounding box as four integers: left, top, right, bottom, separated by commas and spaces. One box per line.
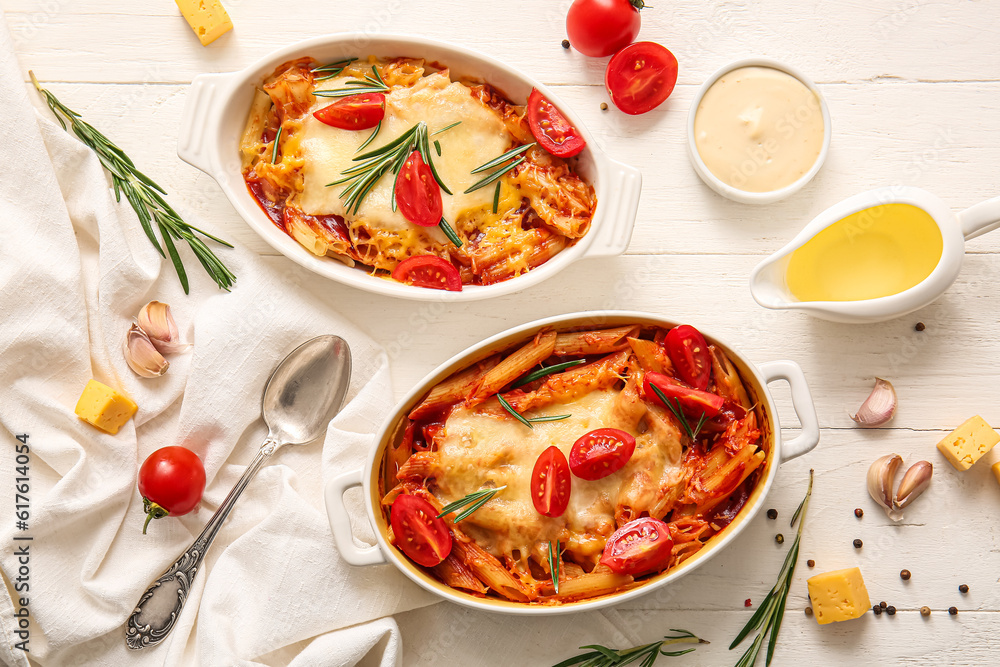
177, 34, 642, 301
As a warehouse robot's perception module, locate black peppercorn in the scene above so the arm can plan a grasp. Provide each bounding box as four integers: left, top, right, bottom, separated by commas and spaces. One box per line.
600, 102, 608, 111
949, 607, 958, 615
873, 605, 882, 615
561, 39, 570, 49
807, 559, 815, 568
900, 569, 911, 580
854, 508, 863, 518
804, 607, 813, 616
775, 534, 785, 544
915, 322, 926, 331
887, 606, 896, 616
853, 538, 863, 549
767, 509, 778, 520
959, 584, 969, 593
880, 601, 887, 609
921, 606, 931, 616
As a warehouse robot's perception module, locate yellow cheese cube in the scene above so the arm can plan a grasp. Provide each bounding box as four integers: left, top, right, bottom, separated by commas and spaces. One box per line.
992, 462, 1000, 487
807, 567, 871, 625
74, 380, 138, 435
936, 415, 1000, 471
175, 0, 233, 46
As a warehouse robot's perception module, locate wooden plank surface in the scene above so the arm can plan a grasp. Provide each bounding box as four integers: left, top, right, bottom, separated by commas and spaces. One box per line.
5, 0, 1000, 664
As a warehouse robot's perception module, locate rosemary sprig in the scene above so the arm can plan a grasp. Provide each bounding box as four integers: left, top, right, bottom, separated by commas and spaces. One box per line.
471, 142, 536, 174
30, 72, 235, 294
497, 394, 571, 429
432, 121, 462, 135
439, 218, 463, 248
553, 629, 709, 667
314, 65, 389, 98
511, 359, 586, 388
492, 181, 501, 214
548, 540, 561, 595
356, 120, 381, 154
437, 485, 507, 523
271, 126, 283, 164
464, 157, 526, 194
529, 414, 572, 423
648, 384, 708, 442
312, 57, 355, 82
462, 142, 534, 195
730, 469, 814, 667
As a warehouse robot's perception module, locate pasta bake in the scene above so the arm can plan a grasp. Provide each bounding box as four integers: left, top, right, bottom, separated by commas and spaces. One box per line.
378, 323, 769, 604
240, 56, 596, 290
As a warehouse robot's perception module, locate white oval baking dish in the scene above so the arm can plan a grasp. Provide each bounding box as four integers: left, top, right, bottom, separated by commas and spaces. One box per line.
177, 34, 642, 301
325, 311, 820, 615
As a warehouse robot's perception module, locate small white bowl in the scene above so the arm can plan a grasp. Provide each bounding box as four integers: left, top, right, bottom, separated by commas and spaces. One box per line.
686, 58, 832, 205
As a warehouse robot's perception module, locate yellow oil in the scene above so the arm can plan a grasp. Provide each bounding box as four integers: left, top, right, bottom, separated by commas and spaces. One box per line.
786, 203, 943, 302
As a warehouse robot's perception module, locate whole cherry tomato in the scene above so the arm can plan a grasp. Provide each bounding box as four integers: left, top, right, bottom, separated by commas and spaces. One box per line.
138, 446, 206, 534
566, 0, 644, 58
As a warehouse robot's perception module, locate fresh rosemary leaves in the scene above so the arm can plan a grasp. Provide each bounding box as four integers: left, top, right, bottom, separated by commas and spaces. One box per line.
729, 469, 814, 667
548, 540, 561, 595
649, 384, 708, 442
30, 72, 235, 294
313, 65, 389, 98
465, 142, 535, 194
553, 629, 709, 667
311, 58, 355, 82
437, 485, 507, 523
497, 395, 570, 429
512, 359, 587, 388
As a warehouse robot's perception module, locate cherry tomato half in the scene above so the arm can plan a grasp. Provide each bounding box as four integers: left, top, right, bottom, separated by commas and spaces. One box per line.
530, 446, 572, 517
569, 428, 637, 481
392, 256, 463, 291
665, 325, 712, 390
527, 88, 586, 158
396, 150, 443, 227
643, 372, 725, 417
390, 494, 452, 567
313, 92, 385, 130
138, 446, 206, 535
600, 517, 674, 575
566, 0, 643, 58
605, 42, 678, 115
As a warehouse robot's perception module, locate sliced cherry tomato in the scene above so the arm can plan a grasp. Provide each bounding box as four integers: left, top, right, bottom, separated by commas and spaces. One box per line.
313, 92, 385, 130
665, 325, 712, 390
390, 494, 452, 567
600, 517, 674, 575
527, 88, 586, 158
605, 42, 678, 115
392, 256, 463, 291
530, 446, 572, 517
569, 428, 636, 481
138, 446, 206, 535
395, 150, 443, 227
566, 0, 643, 58
643, 372, 725, 417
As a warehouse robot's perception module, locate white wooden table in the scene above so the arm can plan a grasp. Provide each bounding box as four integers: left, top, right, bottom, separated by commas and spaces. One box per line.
6, 1, 1000, 664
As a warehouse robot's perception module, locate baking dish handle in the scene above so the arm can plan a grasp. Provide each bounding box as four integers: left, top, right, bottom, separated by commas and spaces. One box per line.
759, 360, 820, 462
584, 159, 642, 258
325, 469, 387, 566
177, 72, 230, 176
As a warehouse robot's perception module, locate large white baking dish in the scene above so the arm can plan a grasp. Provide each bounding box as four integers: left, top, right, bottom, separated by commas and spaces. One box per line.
325, 311, 820, 615
177, 34, 642, 301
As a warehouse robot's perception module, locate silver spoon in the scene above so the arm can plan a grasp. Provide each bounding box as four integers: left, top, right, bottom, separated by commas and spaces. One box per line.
125, 335, 352, 650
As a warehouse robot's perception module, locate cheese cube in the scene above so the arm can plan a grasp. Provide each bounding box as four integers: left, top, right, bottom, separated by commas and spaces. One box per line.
175, 0, 233, 46
74, 380, 137, 435
936, 415, 1000, 471
807, 567, 871, 625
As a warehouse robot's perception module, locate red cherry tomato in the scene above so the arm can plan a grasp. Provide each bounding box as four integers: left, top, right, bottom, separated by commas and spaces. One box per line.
313, 92, 385, 130
391, 256, 463, 291
396, 150, 443, 227
605, 42, 678, 115
530, 446, 572, 517
138, 446, 206, 534
390, 494, 452, 567
566, 0, 643, 58
600, 517, 674, 575
527, 89, 586, 158
665, 325, 712, 390
569, 428, 636, 481
643, 372, 724, 417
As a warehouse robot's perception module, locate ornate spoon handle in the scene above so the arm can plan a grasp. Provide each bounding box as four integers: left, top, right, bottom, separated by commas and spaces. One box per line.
125, 438, 280, 650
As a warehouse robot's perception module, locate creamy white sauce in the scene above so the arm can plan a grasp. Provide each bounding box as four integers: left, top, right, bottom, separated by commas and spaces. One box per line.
694, 66, 825, 193
297, 71, 511, 234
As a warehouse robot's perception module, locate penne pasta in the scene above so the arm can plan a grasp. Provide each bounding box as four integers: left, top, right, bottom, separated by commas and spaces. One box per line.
432, 553, 488, 595
501, 350, 630, 413
711, 345, 752, 409
396, 451, 440, 481
451, 537, 534, 602
467, 331, 557, 404
409, 355, 501, 420
627, 337, 673, 375
541, 568, 635, 600
553, 326, 640, 357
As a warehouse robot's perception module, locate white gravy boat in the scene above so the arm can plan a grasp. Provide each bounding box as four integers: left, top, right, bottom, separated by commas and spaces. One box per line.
750, 186, 1000, 323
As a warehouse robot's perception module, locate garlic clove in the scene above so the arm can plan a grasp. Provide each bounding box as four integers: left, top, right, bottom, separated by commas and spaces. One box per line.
136, 300, 188, 354
852, 377, 897, 427
124, 323, 169, 378
896, 461, 932, 509
867, 454, 904, 521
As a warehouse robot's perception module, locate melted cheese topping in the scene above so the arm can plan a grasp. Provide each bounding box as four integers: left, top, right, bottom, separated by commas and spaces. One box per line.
297, 71, 512, 237
434, 390, 683, 560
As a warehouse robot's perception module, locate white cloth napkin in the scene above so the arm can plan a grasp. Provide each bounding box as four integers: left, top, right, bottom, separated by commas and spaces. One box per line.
0, 17, 438, 666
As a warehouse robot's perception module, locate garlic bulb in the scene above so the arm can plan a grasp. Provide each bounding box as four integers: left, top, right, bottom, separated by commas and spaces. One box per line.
124, 323, 169, 378
896, 461, 933, 509
137, 301, 188, 354
852, 378, 897, 427
867, 454, 903, 521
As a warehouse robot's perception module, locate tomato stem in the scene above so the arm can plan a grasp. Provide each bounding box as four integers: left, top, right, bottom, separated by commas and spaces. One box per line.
142, 498, 170, 535
629, 0, 647, 9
